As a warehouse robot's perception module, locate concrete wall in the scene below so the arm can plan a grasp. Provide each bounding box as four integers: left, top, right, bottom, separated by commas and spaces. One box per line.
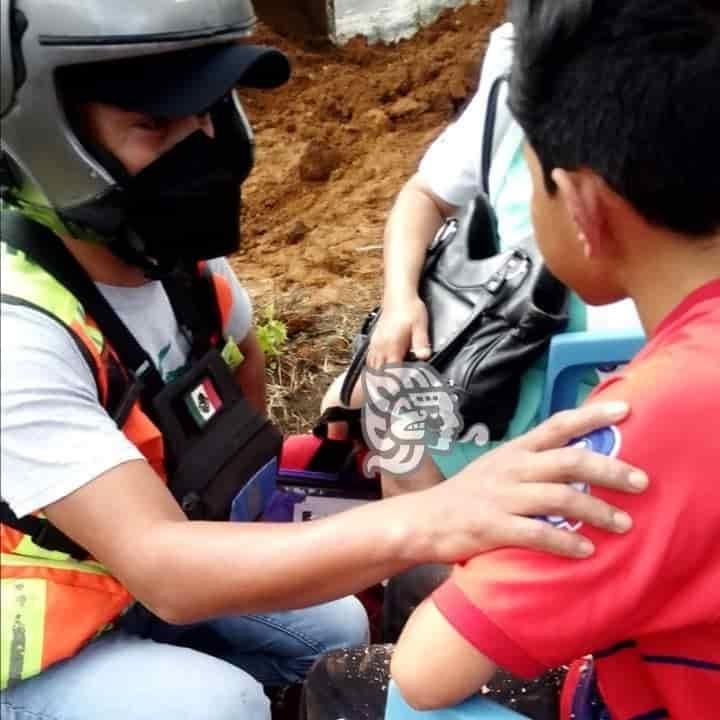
255, 0, 330, 38
257, 0, 487, 45
330, 0, 475, 43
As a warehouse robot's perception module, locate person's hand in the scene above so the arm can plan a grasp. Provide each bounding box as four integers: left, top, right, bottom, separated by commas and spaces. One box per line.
367, 294, 431, 368
404, 401, 648, 563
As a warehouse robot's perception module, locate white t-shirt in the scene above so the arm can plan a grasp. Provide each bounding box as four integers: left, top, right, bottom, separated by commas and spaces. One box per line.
1, 256, 253, 518
418, 22, 642, 334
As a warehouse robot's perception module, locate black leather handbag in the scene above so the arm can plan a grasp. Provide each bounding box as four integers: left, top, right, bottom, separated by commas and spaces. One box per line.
340, 195, 569, 439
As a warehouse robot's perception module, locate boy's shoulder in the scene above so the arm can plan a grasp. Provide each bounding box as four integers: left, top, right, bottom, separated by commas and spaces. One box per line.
590, 283, 719, 468
599, 281, 719, 398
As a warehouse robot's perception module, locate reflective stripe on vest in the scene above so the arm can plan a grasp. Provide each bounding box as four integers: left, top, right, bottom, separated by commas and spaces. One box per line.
0, 241, 235, 688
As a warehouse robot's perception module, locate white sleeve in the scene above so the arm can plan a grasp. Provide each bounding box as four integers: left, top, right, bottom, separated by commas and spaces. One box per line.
207, 257, 254, 342
418, 22, 516, 207
0, 305, 143, 518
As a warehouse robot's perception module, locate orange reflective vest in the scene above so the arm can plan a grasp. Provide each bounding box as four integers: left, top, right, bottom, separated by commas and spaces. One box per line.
0, 240, 237, 689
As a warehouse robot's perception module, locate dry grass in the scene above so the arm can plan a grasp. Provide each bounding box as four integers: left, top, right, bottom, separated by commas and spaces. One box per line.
257, 281, 381, 434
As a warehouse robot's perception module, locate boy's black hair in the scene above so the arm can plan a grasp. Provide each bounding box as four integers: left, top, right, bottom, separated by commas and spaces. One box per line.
509, 0, 720, 236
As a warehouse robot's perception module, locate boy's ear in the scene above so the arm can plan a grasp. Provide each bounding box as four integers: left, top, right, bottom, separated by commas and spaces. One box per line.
551, 168, 611, 259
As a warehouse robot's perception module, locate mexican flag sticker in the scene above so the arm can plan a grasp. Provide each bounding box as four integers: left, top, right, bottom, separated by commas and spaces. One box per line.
185, 377, 223, 428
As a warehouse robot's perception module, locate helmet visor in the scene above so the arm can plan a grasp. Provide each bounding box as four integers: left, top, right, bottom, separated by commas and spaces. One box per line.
58, 43, 290, 117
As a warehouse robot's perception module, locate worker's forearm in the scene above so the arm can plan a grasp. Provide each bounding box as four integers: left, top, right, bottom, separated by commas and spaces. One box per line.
383, 176, 455, 302
146, 495, 422, 623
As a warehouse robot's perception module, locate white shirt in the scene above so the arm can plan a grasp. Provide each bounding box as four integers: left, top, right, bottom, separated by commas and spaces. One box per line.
419, 23, 518, 218
1, 256, 253, 518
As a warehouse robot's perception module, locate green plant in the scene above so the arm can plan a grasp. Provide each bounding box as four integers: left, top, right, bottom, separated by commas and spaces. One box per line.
256, 306, 288, 360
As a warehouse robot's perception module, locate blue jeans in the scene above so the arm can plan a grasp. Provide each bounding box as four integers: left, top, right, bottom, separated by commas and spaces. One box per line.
0, 597, 369, 720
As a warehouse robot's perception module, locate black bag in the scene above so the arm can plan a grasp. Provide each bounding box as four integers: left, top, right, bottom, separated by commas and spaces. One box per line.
339, 76, 569, 440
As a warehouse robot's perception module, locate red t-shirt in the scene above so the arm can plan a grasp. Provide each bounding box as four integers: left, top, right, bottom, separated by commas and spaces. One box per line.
433, 279, 720, 720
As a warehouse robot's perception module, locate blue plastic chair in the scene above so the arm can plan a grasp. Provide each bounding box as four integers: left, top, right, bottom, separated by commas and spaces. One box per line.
385, 681, 528, 720
539, 329, 645, 420
433, 326, 646, 479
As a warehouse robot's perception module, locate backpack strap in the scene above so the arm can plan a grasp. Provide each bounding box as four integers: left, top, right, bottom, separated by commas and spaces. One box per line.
313, 406, 364, 441
2, 212, 166, 408
161, 263, 223, 361
0, 502, 89, 559
0, 292, 103, 394
481, 73, 510, 198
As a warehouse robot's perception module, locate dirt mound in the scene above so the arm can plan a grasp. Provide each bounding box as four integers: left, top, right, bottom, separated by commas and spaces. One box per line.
233, 2, 506, 431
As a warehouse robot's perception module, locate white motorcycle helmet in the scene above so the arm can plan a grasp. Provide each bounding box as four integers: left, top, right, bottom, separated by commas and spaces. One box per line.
0, 0, 290, 265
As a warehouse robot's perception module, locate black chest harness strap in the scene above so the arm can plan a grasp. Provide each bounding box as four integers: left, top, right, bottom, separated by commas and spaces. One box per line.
1, 213, 283, 557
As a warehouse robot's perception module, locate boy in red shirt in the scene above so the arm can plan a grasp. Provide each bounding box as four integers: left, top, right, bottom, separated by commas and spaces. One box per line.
391, 1, 720, 718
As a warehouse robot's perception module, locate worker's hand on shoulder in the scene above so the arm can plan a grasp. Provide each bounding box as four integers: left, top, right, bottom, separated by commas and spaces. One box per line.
400, 401, 648, 564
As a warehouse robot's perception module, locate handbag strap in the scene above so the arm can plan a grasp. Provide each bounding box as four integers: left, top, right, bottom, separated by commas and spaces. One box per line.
481, 74, 510, 197
313, 405, 363, 440
339, 306, 380, 406
339, 345, 368, 407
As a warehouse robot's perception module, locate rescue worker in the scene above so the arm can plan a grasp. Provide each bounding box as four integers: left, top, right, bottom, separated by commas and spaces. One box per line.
0, 1, 648, 718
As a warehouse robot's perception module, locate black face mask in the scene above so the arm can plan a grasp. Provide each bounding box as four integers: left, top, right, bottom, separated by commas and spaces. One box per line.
120, 130, 242, 272
62, 95, 255, 277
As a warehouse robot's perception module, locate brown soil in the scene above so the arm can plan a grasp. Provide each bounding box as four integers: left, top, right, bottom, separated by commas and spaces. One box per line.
232, 2, 507, 432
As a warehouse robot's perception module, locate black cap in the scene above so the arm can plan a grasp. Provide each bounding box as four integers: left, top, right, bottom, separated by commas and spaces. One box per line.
62, 43, 291, 116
